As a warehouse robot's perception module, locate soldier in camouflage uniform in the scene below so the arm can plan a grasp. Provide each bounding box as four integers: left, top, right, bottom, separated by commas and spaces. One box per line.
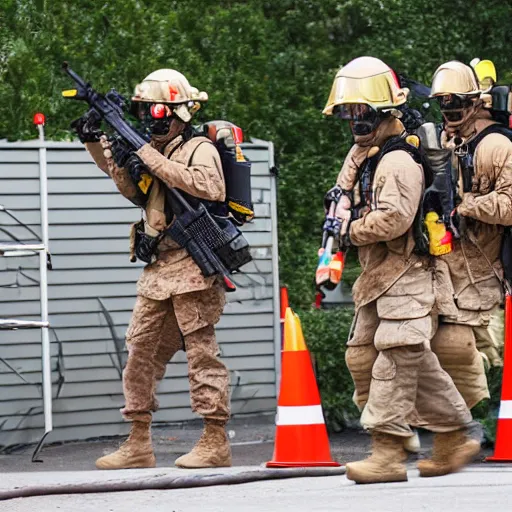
73, 69, 231, 470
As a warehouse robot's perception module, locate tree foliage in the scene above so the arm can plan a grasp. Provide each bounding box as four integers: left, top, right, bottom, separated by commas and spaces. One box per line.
2, 0, 512, 308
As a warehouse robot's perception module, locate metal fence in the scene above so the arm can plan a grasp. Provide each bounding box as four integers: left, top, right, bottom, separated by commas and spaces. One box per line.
0, 137, 279, 447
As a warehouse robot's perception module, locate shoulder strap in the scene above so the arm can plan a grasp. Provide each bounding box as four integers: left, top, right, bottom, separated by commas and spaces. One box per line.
467, 124, 512, 156
186, 136, 214, 167
377, 134, 431, 255
378, 134, 433, 188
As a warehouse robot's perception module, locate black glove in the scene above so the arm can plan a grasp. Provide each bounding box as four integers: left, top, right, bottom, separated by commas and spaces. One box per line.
322, 215, 341, 237
126, 154, 149, 183
110, 136, 132, 168
324, 185, 343, 210
70, 110, 103, 143
108, 136, 148, 182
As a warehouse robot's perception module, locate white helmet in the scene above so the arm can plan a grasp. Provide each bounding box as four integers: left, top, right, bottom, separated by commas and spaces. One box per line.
132, 69, 208, 122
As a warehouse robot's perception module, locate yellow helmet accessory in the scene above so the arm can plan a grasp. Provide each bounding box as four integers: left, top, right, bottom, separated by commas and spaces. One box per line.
470, 58, 497, 92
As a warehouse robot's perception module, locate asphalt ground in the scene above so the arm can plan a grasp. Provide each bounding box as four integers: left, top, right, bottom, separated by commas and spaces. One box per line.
0, 417, 494, 473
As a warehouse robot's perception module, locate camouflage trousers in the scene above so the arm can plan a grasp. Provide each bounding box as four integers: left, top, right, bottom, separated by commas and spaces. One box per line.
121, 285, 230, 423
346, 302, 471, 437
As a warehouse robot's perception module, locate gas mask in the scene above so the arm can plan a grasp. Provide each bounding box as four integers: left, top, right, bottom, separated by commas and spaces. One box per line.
435, 94, 480, 128
333, 103, 382, 136
130, 101, 175, 137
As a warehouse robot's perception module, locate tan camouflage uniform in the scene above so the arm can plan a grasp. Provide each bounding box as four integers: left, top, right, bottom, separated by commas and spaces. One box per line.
336, 118, 471, 437
337, 115, 511, 411
434, 113, 512, 406
86, 135, 230, 425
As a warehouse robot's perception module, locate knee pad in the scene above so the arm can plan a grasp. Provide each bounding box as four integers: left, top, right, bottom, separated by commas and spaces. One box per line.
431, 324, 477, 366
345, 345, 378, 409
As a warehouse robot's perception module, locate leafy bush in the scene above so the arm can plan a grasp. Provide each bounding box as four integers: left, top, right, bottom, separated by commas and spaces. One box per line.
299, 307, 359, 431
473, 365, 503, 444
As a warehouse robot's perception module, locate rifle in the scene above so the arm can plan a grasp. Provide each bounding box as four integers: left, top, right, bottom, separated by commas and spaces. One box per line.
62, 63, 241, 292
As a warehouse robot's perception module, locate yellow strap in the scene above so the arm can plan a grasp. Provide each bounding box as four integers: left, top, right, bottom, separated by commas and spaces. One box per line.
235, 145, 246, 162
138, 174, 153, 195
228, 201, 253, 216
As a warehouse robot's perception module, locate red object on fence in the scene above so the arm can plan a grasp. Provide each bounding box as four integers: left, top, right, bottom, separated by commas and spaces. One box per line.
33, 113, 46, 126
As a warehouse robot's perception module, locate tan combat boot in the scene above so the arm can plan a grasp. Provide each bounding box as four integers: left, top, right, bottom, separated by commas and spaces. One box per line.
96, 419, 156, 470
417, 429, 480, 477
174, 420, 232, 468
346, 431, 408, 484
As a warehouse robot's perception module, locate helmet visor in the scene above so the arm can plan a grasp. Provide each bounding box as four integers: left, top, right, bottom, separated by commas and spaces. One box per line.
130, 101, 173, 120
324, 68, 406, 115
130, 101, 174, 135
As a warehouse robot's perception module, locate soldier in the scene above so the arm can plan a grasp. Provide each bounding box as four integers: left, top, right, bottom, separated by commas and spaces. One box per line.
429, 61, 512, 409
72, 69, 231, 470
323, 56, 478, 484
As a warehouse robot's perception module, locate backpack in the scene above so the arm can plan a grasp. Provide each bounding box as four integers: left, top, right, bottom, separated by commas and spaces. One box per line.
198, 120, 254, 226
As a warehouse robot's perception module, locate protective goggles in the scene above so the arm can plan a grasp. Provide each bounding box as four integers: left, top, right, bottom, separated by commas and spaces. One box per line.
333, 103, 379, 123
130, 102, 175, 135
435, 94, 476, 111
130, 101, 173, 120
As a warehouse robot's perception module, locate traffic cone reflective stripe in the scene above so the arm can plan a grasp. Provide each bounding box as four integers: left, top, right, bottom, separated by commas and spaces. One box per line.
487, 293, 512, 462
267, 308, 340, 468
498, 401, 512, 418
277, 405, 325, 425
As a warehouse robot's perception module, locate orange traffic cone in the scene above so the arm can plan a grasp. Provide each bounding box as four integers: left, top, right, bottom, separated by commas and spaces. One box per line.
267, 308, 340, 468
487, 293, 512, 461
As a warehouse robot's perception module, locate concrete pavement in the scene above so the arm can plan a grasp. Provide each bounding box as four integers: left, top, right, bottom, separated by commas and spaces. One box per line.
3, 464, 512, 512
0, 418, 505, 511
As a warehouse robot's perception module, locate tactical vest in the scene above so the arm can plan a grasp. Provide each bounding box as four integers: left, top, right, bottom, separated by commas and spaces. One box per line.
357, 134, 433, 255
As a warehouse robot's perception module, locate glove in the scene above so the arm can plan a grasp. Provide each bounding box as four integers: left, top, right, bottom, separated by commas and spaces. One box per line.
322, 215, 341, 237
110, 136, 133, 169
324, 185, 343, 211
70, 110, 103, 143
108, 136, 149, 182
